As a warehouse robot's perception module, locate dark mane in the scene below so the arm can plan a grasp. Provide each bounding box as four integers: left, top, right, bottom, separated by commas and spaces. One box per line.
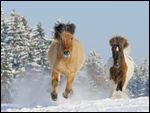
54, 23, 65, 39
54, 22, 76, 39
65, 23, 76, 34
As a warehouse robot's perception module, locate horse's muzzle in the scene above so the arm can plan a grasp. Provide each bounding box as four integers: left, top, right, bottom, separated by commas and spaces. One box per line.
114, 63, 120, 69
63, 51, 71, 58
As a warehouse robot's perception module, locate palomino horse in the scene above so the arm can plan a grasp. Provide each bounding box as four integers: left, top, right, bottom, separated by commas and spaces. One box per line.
107, 36, 134, 98
48, 23, 85, 101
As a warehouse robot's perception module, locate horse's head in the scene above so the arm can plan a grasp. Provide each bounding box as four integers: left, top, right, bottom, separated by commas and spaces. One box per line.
54, 22, 76, 58
109, 36, 128, 68
60, 32, 74, 58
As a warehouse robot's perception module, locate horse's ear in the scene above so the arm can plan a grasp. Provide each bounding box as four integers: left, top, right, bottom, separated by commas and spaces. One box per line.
66, 23, 76, 34
109, 38, 115, 47
54, 23, 65, 33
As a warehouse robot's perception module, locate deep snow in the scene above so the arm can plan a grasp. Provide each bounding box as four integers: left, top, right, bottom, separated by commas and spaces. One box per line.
1, 97, 149, 112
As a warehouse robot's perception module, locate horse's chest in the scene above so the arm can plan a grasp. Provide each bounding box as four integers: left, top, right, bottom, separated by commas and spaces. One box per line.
56, 60, 75, 74
110, 66, 127, 83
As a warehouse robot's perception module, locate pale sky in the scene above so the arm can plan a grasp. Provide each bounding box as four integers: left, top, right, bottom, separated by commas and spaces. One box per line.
1, 1, 149, 63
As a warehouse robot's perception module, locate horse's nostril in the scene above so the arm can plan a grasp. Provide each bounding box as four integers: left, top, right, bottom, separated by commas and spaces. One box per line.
64, 51, 69, 55
64, 51, 70, 55
115, 63, 119, 68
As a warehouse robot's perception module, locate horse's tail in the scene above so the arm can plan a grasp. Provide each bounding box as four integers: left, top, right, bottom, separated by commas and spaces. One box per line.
54, 22, 76, 39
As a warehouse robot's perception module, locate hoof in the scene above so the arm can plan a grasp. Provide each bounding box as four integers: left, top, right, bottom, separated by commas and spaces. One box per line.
63, 92, 69, 99
111, 91, 124, 99
63, 90, 73, 99
51, 92, 57, 101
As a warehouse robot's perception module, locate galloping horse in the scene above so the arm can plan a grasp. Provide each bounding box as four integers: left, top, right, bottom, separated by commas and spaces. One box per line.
48, 23, 85, 101
107, 36, 135, 98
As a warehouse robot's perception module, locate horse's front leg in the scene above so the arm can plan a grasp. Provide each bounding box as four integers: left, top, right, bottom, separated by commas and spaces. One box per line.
63, 73, 75, 99
51, 69, 60, 101
111, 80, 117, 98
113, 72, 126, 99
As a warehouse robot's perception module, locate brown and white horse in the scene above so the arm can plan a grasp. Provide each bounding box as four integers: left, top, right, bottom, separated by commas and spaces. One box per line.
107, 36, 135, 98
48, 23, 85, 101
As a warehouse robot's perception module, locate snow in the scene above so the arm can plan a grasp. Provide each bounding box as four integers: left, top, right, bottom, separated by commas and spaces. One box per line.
1, 69, 149, 112
1, 97, 149, 112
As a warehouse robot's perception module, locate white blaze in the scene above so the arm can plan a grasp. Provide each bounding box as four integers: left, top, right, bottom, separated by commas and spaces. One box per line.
116, 47, 119, 51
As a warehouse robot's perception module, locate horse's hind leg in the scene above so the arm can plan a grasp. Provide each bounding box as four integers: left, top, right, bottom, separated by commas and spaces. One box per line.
51, 69, 60, 101
63, 73, 75, 99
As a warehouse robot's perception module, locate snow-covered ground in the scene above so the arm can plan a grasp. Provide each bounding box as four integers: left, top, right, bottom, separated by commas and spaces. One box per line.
1, 68, 149, 112
1, 97, 149, 112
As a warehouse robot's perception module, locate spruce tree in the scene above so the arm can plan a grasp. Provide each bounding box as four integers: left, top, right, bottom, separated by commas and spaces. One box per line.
32, 22, 50, 68
8, 10, 31, 76
127, 59, 149, 97
84, 51, 107, 89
